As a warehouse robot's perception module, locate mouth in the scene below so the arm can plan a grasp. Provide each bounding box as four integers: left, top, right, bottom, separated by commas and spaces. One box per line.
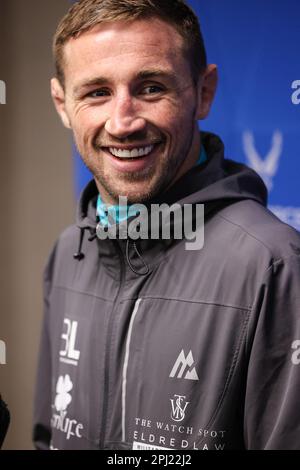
102, 143, 161, 160
100, 142, 163, 173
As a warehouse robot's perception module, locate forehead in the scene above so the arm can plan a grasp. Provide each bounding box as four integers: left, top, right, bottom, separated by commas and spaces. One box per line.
63, 18, 187, 85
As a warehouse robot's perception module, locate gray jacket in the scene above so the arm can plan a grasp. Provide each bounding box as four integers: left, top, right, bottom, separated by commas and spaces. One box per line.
33, 132, 300, 450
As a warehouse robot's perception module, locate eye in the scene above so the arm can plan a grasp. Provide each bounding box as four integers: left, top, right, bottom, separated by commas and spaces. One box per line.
88, 88, 110, 98
141, 85, 164, 95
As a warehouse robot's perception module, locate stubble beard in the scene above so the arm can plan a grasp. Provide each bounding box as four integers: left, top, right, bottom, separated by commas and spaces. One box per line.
78, 117, 196, 205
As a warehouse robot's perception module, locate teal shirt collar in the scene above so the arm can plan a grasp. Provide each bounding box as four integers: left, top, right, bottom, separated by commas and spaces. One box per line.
197, 145, 207, 166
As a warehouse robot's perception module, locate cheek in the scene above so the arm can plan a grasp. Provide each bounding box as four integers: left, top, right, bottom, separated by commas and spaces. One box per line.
148, 106, 182, 135
158, 111, 193, 140
71, 107, 106, 143
150, 96, 195, 135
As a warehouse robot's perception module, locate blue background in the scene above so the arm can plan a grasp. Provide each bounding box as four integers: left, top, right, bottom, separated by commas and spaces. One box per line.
72, 0, 300, 229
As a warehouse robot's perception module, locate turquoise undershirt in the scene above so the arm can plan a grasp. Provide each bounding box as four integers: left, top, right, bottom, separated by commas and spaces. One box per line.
96, 146, 207, 226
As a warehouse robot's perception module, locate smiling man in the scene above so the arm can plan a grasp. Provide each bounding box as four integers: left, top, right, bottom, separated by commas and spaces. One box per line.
33, 0, 300, 450
51, 13, 216, 204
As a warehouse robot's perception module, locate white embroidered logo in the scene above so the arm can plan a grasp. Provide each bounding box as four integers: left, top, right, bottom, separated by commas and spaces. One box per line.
243, 130, 283, 191
54, 374, 73, 412
169, 349, 199, 380
170, 394, 190, 422
60, 318, 81, 366
51, 374, 84, 441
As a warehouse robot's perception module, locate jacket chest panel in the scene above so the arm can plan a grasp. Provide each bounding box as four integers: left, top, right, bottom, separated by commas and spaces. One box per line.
47, 280, 250, 450
48, 286, 113, 448
107, 296, 250, 449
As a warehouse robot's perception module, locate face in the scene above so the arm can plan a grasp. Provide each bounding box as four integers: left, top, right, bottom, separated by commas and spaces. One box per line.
52, 18, 217, 204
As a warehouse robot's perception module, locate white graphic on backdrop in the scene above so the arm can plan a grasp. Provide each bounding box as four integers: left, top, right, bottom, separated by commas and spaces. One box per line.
0, 340, 6, 364
243, 130, 283, 191
291, 80, 300, 105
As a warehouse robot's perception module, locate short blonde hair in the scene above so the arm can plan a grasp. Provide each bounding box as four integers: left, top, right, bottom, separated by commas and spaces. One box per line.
53, 0, 207, 86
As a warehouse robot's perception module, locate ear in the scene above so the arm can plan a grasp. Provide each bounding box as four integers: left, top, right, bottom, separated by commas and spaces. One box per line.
196, 64, 218, 120
51, 77, 71, 129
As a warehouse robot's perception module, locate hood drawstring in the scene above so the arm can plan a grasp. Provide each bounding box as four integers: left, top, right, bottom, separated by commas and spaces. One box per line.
88, 228, 97, 242
126, 239, 150, 276
73, 228, 85, 260
74, 227, 98, 261
74, 228, 150, 276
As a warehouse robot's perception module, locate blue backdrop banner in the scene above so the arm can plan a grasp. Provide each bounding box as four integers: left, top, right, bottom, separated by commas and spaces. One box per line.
72, 0, 300, 231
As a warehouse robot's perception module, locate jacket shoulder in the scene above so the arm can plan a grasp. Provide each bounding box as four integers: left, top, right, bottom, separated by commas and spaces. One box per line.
217, 199, 300, 261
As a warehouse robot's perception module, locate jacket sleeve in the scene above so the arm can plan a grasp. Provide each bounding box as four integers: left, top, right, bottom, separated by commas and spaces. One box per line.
244, 253, 300, 449
32, 243, 57, 450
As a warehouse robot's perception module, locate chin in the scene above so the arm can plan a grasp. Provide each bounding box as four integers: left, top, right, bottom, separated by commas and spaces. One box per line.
107, 181, 153, 202
120, 191, 151, 205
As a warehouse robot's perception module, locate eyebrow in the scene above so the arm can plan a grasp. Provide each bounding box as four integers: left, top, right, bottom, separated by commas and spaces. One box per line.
73, 77, 108, 96
73, 68, 180, 96
137, 69, 179, 84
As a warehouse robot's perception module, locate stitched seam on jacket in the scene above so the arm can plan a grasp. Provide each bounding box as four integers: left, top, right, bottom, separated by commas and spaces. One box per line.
194, 309, 251, 448
120, 295, 251, 312
216, 213, 280, 258
50, 284, 114, 303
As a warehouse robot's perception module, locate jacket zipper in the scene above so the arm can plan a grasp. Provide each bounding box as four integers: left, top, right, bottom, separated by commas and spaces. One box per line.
98, 239, 125, 449
121, 298, 142, 443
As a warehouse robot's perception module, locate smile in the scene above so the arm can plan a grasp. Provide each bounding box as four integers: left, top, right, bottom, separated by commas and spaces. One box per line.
101, 143, 162, 173
108, 145, 154, 159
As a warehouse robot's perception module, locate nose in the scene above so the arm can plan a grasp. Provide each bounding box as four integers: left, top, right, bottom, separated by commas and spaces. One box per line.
105, 93, 146, 138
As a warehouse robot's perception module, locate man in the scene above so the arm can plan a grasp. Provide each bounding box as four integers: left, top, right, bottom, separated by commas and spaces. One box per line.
33, 0, 300, 450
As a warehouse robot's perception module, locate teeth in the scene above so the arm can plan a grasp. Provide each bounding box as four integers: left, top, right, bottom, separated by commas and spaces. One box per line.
109, 145, 154, 159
